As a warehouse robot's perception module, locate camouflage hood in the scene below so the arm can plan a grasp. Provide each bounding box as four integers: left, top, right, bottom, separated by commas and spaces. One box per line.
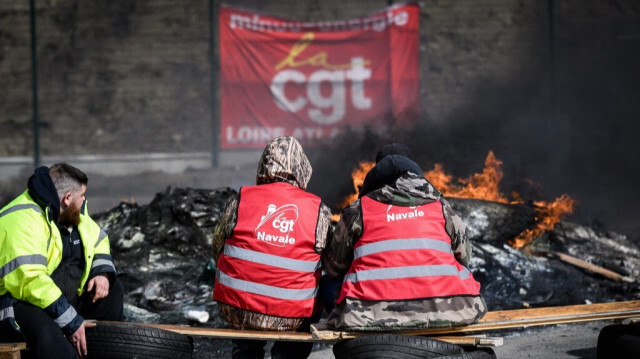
367, 172, 442, 206
256, 136, 312, 190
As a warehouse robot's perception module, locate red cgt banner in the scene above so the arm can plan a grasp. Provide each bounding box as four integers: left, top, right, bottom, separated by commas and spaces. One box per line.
219, 3, 420, 149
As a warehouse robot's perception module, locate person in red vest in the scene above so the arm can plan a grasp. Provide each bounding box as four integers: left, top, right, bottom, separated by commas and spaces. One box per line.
323, 152, 487, 330
212, 136, 333, 359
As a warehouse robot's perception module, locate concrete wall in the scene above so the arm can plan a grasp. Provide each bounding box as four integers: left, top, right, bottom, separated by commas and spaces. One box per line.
1, 0, 212, 157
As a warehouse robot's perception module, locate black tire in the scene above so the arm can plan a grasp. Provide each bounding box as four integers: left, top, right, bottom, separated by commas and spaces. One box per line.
86, 322, 192, 359
333, 334, 464, 359
442, 348, 497, 359
597, 323, 640, 358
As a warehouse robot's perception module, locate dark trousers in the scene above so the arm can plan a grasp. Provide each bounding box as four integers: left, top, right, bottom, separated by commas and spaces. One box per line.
231, 317, 316, 359
0, 277, 124, 359
231, 275, 342, 359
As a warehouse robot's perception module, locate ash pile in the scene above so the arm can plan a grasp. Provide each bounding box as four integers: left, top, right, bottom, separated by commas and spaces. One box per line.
93, 187, 236, 326
94, 188, 640, 326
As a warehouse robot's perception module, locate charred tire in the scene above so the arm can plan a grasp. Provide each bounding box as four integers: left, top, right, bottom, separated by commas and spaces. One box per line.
332, 334, 464, 359
85, 322, 192, 359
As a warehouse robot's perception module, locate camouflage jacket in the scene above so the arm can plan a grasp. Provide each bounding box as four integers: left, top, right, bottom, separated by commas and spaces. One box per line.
212, 136, 332, 331
323, 172, 487, 331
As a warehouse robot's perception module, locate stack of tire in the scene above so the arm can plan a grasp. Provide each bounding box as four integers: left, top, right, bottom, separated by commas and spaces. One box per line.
85, 323, 193, 359
333, 334, 496, 359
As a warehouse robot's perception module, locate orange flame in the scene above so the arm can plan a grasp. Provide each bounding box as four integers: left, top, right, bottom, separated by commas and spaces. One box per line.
336, 151, 576, 249
509, 194, 577, 249
341, 161, 375, 208
425, 151, 510, 203
332, 161, 375, 222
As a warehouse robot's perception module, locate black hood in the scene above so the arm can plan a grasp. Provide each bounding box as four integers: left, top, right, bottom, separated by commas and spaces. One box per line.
27, 166, 60, 221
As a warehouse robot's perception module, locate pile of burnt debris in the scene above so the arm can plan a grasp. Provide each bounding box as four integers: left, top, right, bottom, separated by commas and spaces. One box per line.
94, 187, 235, 326
94, 187, 640, 326
450, 198, 640, 309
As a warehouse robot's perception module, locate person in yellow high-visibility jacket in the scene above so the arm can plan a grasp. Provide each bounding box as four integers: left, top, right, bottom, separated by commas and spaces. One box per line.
0, 163, 123, 359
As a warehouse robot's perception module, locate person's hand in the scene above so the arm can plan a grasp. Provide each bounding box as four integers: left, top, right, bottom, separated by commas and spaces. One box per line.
69, 321, 96, 357
87, 274, 110, 303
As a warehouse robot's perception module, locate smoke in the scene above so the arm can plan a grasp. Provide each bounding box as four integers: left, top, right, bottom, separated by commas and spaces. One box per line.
307, 36, 640, 239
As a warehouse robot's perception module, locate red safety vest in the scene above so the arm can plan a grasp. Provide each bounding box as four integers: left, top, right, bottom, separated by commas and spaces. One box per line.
337, 196, 482, 304
214, 182, 322, 318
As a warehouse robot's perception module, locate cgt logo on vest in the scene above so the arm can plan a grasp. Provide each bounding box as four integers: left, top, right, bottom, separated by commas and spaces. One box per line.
254, 203, 299, 247
386, 205, 424, 222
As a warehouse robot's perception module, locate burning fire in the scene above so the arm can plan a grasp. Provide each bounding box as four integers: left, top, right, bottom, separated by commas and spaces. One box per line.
509, 194, 576, 248
342, 161, 376, 207
425, 151, 511, 204
336, 151, 576, 249
331, 161, 375, 222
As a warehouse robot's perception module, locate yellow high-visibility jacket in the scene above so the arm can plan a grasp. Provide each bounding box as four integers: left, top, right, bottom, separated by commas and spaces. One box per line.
0, 190, 115, 335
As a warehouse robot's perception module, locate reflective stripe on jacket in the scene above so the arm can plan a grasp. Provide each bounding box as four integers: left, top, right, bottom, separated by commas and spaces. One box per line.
0, 190, 115, 333
214, 182, 322, 318
337, 196, 482, 304
78, 201, 116, 291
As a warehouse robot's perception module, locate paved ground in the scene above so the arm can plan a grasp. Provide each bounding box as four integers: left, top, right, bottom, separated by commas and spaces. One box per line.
488, 321, 607, 359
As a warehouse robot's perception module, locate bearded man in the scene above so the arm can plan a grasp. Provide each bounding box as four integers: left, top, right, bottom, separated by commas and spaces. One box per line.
0, 163, 123, 358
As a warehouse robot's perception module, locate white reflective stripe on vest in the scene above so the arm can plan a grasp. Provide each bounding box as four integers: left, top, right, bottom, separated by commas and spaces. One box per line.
223, 244, 320, 272
0, 254, 48, 278
54, 306, 78, 328
353, 238, 453, 260
0, 203, 42, 218
217, 271, 318, 300
344, 264, 471, 283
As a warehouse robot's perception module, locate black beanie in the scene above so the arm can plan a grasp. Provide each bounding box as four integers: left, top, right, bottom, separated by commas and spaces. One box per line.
375, 143, 412, 163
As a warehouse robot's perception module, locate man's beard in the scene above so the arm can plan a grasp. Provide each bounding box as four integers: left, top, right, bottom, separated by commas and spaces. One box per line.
58, 203, 81, 227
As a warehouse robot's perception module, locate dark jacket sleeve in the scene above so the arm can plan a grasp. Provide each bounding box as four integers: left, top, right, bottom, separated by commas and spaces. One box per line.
321, 200, 362, 279
441, 198, 471, 266
212, 194, 239, 262
314, 203, 333, 254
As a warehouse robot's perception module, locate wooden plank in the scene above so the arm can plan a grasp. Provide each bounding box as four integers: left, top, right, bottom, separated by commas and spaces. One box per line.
0, 352, 20, 359
107, 322, 492, 346
552, 252, 634, 283
316, 299, 640, 340
0, 343, 26, 359
442, 336, 503, 347
477, 337, 504, 347
131, 324, 315, 341
103, 300, 640, 343
0, 343, 26, 352
479, 299, 640, 326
